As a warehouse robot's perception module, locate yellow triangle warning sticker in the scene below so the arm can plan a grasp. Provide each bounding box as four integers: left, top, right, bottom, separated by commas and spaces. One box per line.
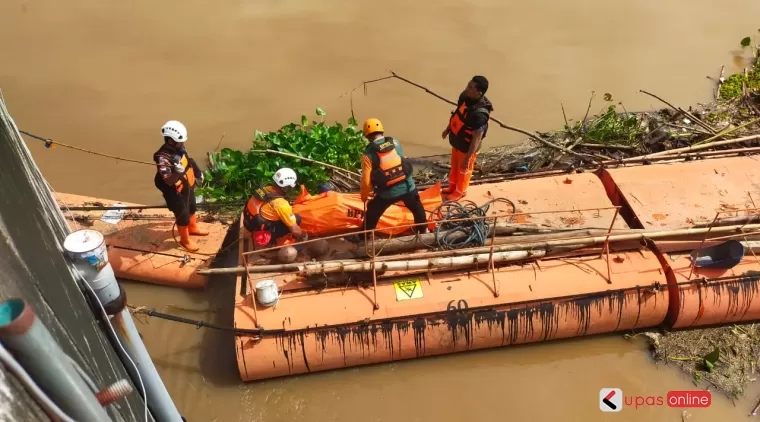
393, 279, 423, 301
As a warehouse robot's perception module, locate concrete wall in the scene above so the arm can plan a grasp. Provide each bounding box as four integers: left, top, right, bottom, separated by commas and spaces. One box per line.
0, 96, 151, 421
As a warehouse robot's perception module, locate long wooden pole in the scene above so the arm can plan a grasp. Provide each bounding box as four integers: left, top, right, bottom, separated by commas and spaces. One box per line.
252, 230, 760, 276
320, 224, 760, 274
605, 134, 760, 164
338, 227, 637, 259
197, 224, 760, 276
299, 249, 547, 275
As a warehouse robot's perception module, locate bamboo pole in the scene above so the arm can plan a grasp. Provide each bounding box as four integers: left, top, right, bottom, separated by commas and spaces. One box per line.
466, 223, 760, 254
299, 249, 548, 275
692, 117, 760, 146
261, 226, 760, 276
692, 214, 760, 228
601, 146, 760, 167
200, 229, 640, 276
606, 134, 760, 164
199, 224, 760, 276
654, 240, 760, 253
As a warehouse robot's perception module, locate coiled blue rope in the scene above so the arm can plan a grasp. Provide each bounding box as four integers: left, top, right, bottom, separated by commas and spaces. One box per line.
432, 198, 517, 250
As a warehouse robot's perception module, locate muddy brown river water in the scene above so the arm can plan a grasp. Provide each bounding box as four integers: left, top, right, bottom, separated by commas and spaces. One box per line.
3, 0, 760, 420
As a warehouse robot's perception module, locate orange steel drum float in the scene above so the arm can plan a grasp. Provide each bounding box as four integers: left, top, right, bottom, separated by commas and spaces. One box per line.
54, 193, 227, 288
53, 184, 444, 288
53, 155, 760, 381
233, 155, 760, 382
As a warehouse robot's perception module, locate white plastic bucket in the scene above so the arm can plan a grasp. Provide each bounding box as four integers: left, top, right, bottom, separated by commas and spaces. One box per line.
63, 229, 108, 272
255, 279, 279, 307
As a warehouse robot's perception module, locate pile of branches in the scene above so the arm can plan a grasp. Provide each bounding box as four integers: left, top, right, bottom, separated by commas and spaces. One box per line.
475, 58, 760, 175
347, 43, 760, 186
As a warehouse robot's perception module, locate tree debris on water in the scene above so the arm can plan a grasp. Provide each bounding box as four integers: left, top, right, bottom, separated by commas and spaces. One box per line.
412, 41, 760, 182
638, 323, 760, 399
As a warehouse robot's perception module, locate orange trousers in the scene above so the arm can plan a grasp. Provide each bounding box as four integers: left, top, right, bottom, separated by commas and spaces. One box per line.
446, 148, 477, 198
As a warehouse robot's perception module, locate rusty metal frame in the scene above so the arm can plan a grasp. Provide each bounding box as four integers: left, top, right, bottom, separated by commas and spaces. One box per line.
239, 205, 623, 312
600, 208, 620, 284
241, 243, 259, 326
487, 215, 499, 297
370, 230, 379, 310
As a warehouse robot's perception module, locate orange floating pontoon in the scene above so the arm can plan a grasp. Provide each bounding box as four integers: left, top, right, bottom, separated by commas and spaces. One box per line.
233, 155, 760, 382
55, 193, 228, 288
601, 156, 760, 230
604, 158, 760, 329
54, 185, 445, 287
234, 171, 659, 381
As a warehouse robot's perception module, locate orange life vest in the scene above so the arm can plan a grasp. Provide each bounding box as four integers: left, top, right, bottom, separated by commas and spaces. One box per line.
155, 149, 196, 193
244, 185, 283, 218
367, 137, 413, 191
448, 102, 490, 153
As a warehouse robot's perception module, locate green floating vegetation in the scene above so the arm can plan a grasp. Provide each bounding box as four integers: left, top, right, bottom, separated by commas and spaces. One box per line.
564, 104, 643, 145
197, 108, 365, 202
719, 34, 760, 100
720, 65, 760, 100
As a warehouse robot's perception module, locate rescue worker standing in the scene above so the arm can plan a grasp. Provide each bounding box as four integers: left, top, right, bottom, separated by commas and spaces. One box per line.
242, 168, 307, 247
154, 120, 208, 252
360, 118, 427, 237
441, 76, 494, 201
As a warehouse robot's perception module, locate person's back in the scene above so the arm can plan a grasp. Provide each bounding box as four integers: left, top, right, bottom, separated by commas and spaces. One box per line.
358, 118, 427, 238
363, 136, 416, 200
242, 168, 306, 246
247, 185, 294, 225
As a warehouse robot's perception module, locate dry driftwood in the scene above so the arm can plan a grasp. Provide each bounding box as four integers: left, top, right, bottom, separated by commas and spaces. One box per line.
638, 90, 717, 135
340, 70, 604, 165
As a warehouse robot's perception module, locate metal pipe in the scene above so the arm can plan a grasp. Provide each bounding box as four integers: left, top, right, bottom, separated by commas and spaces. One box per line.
110, 309, 183, 422
0, 341, 78, 422
0, 298, 112, 422
63, 229, 184, 422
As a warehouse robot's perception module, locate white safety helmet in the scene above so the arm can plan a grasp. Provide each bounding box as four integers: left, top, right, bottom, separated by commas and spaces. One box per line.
161, 120, 188, 143
273, 168, 297, 188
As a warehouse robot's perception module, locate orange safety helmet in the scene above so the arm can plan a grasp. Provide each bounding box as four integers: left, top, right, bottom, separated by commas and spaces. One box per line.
362, 118, 384, 137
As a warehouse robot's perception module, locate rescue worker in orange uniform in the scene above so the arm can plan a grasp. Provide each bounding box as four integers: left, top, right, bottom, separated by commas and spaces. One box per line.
360, 118, 428, 237
153, 120, 208, 252
242, 168, 307, 247
441, 76, 494, 201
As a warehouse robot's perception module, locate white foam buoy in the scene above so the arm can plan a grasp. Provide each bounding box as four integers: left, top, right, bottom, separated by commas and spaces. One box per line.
255, 280, 279, 307
63, 229, 108, 271
63, 229, 119, 304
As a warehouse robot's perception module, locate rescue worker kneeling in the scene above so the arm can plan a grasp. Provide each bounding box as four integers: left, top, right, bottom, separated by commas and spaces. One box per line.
153, 120, 208, 252
360, 118, 428, 238
243, 168, 308, 247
